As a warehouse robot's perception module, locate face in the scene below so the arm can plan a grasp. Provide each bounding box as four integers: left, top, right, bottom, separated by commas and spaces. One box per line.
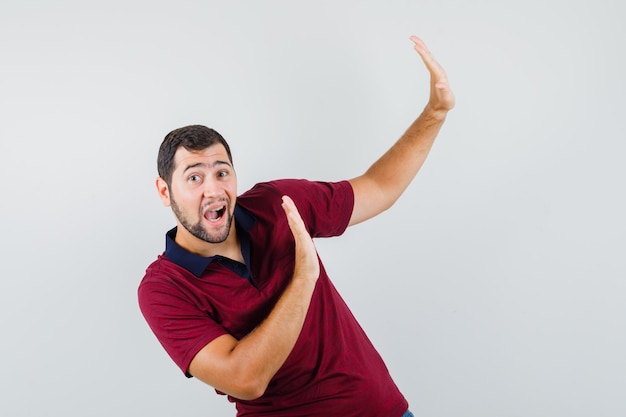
157, 144, 237, 247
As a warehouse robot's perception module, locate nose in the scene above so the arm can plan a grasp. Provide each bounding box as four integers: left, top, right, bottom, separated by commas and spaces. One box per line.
202, 178, 222, 198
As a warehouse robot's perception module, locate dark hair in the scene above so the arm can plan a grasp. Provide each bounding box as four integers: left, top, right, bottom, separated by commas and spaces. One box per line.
157, 125, 233, 185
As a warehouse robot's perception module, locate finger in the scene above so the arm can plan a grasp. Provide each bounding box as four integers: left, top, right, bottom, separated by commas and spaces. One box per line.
281, 195, 317, 261
409, 35, 449, 83
281, 196, 320, 279
281, 195, 308, 237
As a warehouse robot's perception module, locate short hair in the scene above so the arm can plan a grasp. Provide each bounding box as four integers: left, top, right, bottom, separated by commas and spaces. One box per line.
157, 125, 233, 185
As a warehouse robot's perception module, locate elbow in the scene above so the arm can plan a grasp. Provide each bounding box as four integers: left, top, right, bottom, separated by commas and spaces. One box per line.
236, 388, 266, 402
191, 365, 269, 401
231, 376, 268, 401
225, 365, 271, 400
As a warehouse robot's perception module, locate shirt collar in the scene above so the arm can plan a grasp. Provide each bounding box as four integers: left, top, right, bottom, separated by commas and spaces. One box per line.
164, 204, 255, 277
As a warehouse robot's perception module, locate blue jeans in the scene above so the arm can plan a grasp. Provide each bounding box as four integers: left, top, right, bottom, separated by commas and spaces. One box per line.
402, 410, 414, 417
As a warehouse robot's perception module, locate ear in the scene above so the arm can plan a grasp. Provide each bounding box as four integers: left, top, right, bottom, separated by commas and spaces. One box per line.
156, 177, 171, 207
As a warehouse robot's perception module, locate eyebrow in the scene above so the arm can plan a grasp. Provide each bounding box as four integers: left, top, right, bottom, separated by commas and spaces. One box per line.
182, 160, 232, 174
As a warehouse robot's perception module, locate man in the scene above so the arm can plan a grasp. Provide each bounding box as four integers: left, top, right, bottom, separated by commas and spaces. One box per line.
138, 36, 454, 417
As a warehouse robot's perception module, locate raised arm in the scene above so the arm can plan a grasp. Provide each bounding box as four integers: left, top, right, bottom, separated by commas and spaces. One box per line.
188, 196, 319, 400
348, 36, 455, 226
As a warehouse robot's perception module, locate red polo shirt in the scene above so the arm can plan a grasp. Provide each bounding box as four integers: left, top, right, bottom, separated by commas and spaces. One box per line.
138, 179, 408, 417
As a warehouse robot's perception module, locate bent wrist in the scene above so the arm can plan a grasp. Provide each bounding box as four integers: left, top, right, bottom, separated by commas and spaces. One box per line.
422, 103, 449, 122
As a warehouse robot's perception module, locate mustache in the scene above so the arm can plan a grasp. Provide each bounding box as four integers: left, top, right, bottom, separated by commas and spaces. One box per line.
201, 198, 229, 211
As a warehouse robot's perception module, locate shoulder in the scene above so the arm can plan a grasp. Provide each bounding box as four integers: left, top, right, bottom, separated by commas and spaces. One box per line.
137, 255, 190, 308
139, 254, 184, 286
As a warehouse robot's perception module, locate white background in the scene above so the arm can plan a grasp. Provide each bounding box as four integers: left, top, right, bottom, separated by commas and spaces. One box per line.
1, 1, 625, 416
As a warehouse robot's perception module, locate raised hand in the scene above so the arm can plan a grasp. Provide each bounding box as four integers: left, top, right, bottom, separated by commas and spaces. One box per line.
410, 36, 455, 114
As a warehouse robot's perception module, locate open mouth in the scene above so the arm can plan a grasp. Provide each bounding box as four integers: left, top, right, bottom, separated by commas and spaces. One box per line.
205, 205, 226, 223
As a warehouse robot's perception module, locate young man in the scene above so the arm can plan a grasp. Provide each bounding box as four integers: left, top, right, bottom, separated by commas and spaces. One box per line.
138, 36, 454, 417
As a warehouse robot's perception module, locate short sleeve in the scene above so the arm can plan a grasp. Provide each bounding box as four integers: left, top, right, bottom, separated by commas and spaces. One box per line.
138, 278, 228, 377
242, 179, 354, 238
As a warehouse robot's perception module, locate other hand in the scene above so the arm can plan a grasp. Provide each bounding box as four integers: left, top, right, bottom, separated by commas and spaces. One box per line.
281, 196, 320, 283
410, 36, 456, 114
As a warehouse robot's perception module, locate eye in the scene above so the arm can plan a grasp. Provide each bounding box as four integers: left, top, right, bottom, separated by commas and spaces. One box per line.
218, 170, 229, 178
188, 174, 202, 183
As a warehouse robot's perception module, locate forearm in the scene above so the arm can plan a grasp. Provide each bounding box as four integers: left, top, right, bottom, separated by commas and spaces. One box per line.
229, 274, 317, 397
189, 273, 317, 400
366, 106, 448, 200
349, 107, 449, 225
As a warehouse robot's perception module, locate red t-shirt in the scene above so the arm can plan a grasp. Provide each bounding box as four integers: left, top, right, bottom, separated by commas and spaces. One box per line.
138, 179, 408, 417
